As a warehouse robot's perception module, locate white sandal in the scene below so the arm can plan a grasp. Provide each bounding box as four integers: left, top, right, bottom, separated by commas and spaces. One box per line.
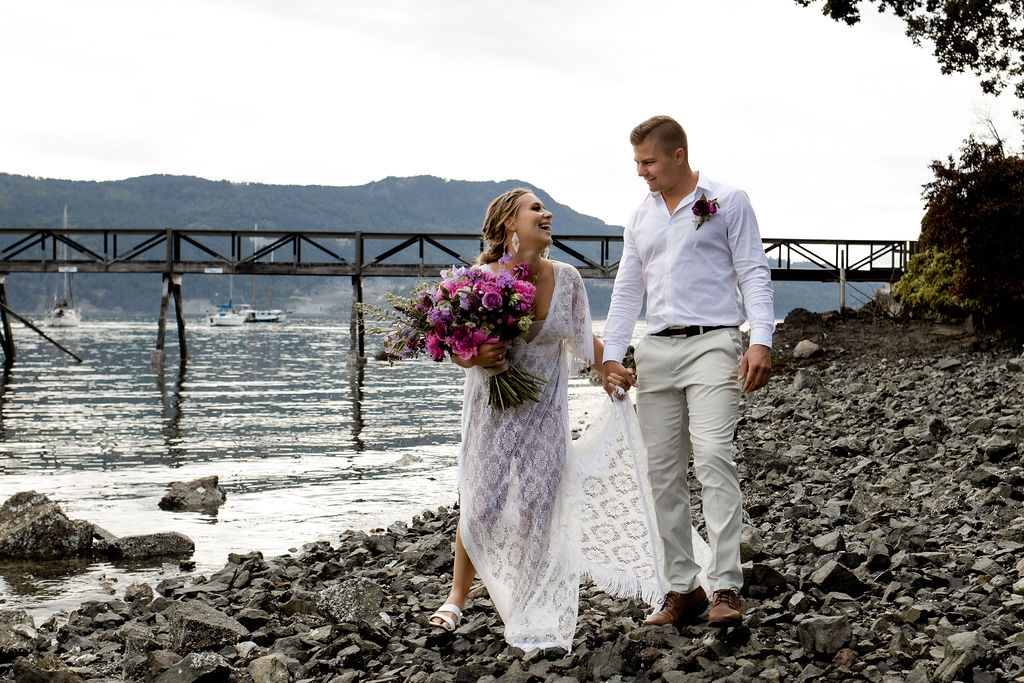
428, 603, 463, 632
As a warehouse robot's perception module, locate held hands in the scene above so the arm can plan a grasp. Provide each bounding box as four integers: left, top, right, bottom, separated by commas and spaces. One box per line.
738, 344, 772, 393
602, 360, 637, 401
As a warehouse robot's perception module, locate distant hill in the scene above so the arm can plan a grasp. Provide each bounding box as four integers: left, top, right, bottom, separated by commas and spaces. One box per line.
0, 172, 883, 320
0, 172, 620, 234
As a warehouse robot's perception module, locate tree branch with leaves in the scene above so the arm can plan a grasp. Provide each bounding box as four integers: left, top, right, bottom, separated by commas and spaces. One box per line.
795, 1, 1024, 115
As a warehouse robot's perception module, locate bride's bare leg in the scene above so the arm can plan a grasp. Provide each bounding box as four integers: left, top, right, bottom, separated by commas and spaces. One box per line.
430, 525, 476, 628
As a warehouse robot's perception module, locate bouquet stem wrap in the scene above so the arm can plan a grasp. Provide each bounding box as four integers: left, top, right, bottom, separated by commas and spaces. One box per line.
359, 258, 546, 411
484, 357, 548, 410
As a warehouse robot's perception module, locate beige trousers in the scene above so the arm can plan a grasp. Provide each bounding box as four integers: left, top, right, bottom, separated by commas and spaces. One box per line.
634, 328, 744, 592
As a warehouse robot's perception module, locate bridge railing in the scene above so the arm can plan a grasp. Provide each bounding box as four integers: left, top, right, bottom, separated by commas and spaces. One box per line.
0, 227, 916, 282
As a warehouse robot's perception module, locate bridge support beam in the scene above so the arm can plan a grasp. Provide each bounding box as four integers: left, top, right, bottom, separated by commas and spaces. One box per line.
350, 275, 365, 360
153, 273, 188, 365
0, 274, 14, 367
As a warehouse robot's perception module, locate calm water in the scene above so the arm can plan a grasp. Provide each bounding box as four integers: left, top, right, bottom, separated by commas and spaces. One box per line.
0, 316, 606, 620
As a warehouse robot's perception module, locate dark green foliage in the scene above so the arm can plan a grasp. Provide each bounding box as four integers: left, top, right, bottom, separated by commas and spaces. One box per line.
916, 138, 1024, 315
794, 0, 1024, 113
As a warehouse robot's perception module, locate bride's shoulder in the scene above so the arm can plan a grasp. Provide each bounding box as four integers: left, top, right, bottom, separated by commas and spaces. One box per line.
550, 260, 582, 282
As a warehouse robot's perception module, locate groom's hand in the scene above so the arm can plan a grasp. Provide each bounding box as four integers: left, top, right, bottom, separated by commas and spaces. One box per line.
602, 360, 637, 399
738, 344, 771, 393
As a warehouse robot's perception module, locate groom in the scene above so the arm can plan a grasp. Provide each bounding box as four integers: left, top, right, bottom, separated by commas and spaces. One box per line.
602, 115, 774, 628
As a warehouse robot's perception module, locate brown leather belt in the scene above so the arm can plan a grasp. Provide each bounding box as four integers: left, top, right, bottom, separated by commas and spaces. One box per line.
650, 325, 735, 338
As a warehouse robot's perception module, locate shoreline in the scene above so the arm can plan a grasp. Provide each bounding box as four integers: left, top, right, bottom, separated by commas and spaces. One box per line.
2, 310, 1023, 681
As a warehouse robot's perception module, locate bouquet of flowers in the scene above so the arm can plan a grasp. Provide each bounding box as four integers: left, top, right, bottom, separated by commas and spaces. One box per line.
361, 257, 547, 410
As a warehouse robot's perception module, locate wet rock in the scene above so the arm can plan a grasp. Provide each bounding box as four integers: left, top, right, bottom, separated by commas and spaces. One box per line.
0, 491, 93, 560
154, 651, 233, 683
797, 615, 852, 657
167, 600, 250, 652
401, 533, 453, 573
0, 610, 37, 662
8, 656, 83, 682
316, 577, 385, 623
158, 475, 227, 514
109, 531, 195, 560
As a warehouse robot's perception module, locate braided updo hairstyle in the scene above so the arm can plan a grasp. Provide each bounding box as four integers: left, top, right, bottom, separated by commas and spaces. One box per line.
477, 188, 532, 265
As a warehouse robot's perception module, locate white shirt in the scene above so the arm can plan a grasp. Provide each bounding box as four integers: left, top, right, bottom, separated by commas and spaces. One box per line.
603, 173, 775, 364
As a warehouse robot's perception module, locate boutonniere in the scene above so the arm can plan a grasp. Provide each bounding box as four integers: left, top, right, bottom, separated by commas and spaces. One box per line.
692, 193, 721, 229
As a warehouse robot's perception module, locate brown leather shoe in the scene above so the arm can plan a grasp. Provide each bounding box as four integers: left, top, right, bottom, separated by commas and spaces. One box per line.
642, 587, 708, 626
708, 589, 742, 627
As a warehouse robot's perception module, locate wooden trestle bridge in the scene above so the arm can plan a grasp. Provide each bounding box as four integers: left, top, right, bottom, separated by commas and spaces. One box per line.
0, 227, 917, 366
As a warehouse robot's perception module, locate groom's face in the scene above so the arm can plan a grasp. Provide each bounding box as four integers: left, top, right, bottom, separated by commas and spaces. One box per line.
633, 140, 685, 194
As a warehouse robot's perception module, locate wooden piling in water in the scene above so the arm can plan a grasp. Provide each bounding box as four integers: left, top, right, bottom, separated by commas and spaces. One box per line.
0, 274, 15, 366
171, 274, 188, 360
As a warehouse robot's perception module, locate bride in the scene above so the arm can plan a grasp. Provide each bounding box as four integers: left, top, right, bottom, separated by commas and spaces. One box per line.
427, 188, 710, 651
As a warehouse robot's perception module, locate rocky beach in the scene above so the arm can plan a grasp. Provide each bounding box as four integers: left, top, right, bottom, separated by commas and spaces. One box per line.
2, 306, 1023, 682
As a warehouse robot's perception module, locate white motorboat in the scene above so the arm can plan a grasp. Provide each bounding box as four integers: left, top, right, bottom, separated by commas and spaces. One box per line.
243, 307, 287, 323
207, 302, 245, 326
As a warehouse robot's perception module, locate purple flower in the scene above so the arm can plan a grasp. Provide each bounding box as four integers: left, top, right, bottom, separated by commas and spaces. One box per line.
498, 252, 514, 265
481, 291, 503, 310
692, 193, 721, 229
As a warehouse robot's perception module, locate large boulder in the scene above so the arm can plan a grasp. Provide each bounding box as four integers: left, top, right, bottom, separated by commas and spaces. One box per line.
0, 610, 37, 663
109, 532, 195, 560
316, 578, 385, 623
158, 475, 227, 514
167, 601, 249, 652
0, 491, 93, 560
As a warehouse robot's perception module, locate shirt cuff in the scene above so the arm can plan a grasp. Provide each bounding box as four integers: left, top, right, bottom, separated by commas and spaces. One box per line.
749, 328, 773, 349
602, 343, 629, 365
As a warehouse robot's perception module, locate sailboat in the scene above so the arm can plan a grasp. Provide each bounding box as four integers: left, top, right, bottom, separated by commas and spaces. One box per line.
43, 206, 81, 327
244, 224, 286, 323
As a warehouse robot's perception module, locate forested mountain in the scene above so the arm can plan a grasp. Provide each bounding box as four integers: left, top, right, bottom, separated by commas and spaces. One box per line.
0, 172, 880, 320
0, 173, 619, 234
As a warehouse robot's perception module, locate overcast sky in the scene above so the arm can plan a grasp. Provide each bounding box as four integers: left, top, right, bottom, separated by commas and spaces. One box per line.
2, 0, 1020, 240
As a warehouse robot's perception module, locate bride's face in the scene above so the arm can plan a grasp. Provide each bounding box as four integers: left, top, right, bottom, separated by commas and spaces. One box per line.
507, 193, 553, 251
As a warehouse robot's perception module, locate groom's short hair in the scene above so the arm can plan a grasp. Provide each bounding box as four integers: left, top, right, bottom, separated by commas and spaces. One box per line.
630, 116, 688, 157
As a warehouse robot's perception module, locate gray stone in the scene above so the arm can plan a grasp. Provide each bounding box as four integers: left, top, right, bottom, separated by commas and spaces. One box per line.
9, 657, 84, 682
809, 560, 867, 597
797, 615, 852, 656
792, 340, 822, 359
740, 524, 764, 562
249, 653, 292, 682
109, 531, 195, 560
316, 577, 385, 623
0, 491, 93, 560
167, 600, 249, 652
401, 533, 453, 572
0, 609, 37, 662
158, 475, 227, 514
812, 531, 845, 553
155, 651, 232, 683
829, 436, 866, 455
933, 631, 991, 683
793, 369, 825, 393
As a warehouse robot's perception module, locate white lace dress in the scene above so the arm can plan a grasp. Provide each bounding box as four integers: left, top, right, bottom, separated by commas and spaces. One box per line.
457, 261, 711, 651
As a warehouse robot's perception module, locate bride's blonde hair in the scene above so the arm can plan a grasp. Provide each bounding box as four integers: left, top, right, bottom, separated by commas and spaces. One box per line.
478, 188, 532, 265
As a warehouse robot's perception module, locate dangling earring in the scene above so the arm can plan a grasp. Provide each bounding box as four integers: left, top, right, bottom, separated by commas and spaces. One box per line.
510, 231, 520, 254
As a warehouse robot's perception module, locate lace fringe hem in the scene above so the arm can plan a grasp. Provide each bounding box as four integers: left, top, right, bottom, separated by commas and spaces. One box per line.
582, 559, 663, 608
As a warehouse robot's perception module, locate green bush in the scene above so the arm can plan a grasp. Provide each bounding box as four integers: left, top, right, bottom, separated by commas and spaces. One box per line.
894, 248, 976, 315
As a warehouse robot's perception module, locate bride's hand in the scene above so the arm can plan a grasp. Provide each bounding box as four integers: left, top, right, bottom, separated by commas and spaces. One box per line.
473, 342, 511, 368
